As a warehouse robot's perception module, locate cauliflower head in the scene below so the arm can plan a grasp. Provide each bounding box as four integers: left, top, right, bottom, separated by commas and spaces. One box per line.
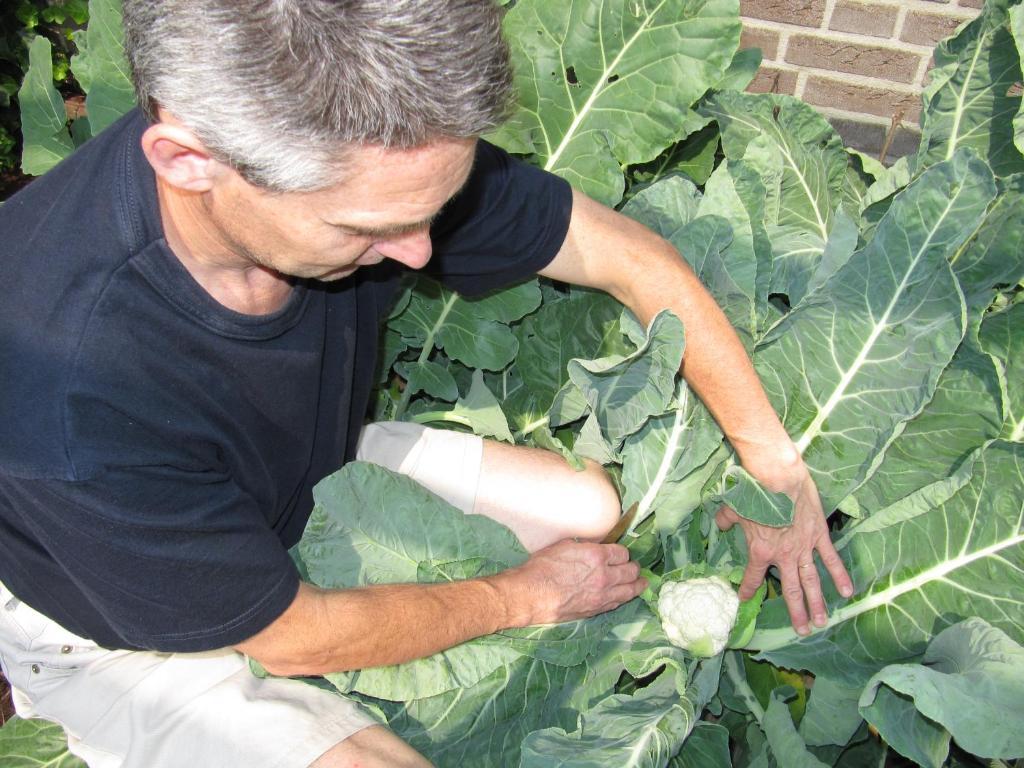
657, 575, 740, 657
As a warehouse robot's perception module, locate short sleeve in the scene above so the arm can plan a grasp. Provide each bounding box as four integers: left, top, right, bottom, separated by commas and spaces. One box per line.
426, 140, 573, 296
0, 466, 299, 652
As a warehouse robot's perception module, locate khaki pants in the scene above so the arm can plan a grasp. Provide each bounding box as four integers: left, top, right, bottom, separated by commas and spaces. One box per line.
0, 424, 483, 767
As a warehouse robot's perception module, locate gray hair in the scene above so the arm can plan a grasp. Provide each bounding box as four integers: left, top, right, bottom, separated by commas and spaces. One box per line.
122, 0, 514, 191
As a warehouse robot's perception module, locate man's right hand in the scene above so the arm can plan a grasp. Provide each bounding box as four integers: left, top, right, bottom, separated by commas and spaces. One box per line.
487, 539, 647, 628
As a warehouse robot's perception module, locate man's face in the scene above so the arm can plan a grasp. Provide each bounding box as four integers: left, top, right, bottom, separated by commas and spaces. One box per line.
204, 138, 478, 281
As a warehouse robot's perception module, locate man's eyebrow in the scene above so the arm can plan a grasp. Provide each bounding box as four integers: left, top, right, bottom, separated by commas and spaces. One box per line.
331, 157, 476, 238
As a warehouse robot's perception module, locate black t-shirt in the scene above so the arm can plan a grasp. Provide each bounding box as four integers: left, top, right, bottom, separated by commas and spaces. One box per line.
0, 110, 572, 652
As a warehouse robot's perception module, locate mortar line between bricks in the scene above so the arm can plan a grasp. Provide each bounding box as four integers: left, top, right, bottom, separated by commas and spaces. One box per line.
752, 59, 924, 102
776, 28, 792, 65
746, 0, 979, 14
800, 67, 922, 94
914, 50, 932, 87
741, 19, 943, 56
822, 0, 838, 31
814, 104, 923, 130
893, 4, 909, 41
795, 70, 809, 100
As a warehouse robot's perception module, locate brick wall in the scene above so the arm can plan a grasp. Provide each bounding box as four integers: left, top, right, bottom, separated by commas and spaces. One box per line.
740, 0, 983, 162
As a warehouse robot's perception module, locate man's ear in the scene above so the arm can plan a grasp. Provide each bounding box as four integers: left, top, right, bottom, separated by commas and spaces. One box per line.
140, 118, 223, 193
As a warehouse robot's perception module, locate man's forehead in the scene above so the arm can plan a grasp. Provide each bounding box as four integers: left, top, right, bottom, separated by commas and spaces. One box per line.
315, 138, 478, 228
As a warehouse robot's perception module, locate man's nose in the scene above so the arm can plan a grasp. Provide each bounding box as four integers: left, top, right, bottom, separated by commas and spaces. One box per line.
374, 229, 432, 269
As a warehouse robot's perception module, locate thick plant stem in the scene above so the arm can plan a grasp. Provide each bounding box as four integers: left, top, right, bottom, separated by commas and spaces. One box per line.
393, 293, 458, 421
724, 651, 765, 725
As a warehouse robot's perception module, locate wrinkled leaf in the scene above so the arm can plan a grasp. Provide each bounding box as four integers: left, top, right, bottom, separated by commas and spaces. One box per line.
493, 0, 741, 204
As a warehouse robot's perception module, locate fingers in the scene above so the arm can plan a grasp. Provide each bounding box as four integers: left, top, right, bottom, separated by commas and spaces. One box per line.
817, 535, 854, 598
738, 556, 768, 601
778, 561, 811, 635
601, 543, 631, 566
715, 505, 738, 531
797, 557, 827, 628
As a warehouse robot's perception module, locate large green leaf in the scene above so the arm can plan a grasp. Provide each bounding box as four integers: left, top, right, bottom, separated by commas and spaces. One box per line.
387, 648, 622, 767
949, 174, 1024, 310
702, 92, 846, 245
697, 161, 772, 342
761, 689, 831, 768
0, 718, 85, 768
753, 150, 995, 510
860, 618, 1024, 766
713, 465, 795, 528
798, 676, 864, 749
448, 369, 515, 442
18, 36, 75, 175
850, 331, 1004, 514
300, 463, 527, 589
750, 441, 1024, 682
390, 279, 519, 373
670, 722, 731, 768
519, 675, 697, 768
917, 0, 1024, 177
567, 310, 685, 449
515, 289, 624, 415
619, 384, 723, 533
1013, 4, 1024, 156
493, 0, 740, 204
395, 359, 458, 402
979, 301, 1024, 442
622, 174, 703, 239
72, 0, 135, 134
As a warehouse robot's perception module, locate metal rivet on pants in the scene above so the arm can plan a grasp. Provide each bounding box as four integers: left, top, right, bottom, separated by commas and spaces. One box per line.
30, 664, 40, 674
61, 645, 73, 654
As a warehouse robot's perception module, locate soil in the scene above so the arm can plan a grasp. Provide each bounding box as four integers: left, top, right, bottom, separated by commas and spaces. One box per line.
0, 671, 13, 725
0, 165, 32, 201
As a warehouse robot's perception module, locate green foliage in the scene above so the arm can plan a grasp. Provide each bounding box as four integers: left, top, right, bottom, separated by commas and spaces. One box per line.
16, 0, 131, 176
0, 0, 87, 177
0, 717, 85, 767
4, 0, 1024, 766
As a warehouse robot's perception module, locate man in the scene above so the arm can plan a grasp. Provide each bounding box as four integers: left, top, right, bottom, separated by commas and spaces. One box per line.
0, 1, 852, 766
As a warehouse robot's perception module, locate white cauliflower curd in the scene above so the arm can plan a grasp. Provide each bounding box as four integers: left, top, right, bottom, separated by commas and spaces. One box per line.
657, 576, 740, 657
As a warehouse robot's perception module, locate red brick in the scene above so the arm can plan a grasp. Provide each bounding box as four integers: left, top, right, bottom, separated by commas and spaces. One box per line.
747, 67, 799, 95
786, 35, 922, 84
829, 1, 899, 38
741, 0, 826, 28
900, 11, 975, 46
741, 26, 781, 60
803, 75, 922, 123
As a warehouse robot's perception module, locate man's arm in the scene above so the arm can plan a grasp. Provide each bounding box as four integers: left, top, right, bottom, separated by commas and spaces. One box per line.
539, 190, 854, 634
235, 540, 643, 676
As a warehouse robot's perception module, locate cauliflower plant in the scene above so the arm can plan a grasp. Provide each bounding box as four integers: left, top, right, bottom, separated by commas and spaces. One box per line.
657, 575, 740, 657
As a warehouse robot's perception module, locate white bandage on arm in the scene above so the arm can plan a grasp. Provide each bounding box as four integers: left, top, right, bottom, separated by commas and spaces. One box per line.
355, 422, 484, 515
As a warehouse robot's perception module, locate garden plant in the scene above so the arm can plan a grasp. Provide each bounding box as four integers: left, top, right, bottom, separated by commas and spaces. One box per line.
1, 0, 1022, 766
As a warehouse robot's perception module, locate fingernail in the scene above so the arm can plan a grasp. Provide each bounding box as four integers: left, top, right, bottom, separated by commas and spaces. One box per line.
813, 614, 826, 627
797, 624, 810, 636
840, 585, 853, 598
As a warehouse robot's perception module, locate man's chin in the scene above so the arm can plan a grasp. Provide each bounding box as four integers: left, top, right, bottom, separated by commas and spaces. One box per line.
316, 265, 359, 282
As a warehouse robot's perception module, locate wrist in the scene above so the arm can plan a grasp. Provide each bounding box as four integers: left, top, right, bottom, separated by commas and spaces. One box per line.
735, 437, 803, 485
479, 570, 530, 631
